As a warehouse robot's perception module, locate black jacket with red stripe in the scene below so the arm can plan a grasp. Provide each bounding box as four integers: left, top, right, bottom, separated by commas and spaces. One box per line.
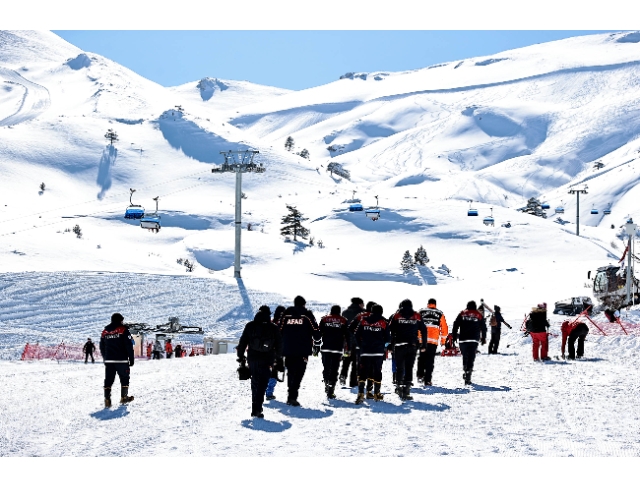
354, 313, 390, 356
278, 306, 321, 356
389, 309, 427, 348
319, 314, 348, 354
452, 309, 487, 343
100, 323, 135, 365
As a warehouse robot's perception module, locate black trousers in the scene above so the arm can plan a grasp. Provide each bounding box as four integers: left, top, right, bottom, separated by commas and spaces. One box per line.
85, 351, 94, 363
104, 363, 130, 389
285, 356, 308, 401
488, 328, 501, 354
460, 342, 479, 372
359, 356, 384, 382
152, 351, 161, 360
417, 344, 438, 381
568, 324, 589, 359
321, 352, 342, 385
249, 359, 271, 414
394, 344, 417, 386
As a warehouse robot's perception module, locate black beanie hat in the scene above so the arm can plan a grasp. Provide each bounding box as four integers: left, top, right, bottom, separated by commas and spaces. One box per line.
294, 295, 306, 307
111, 313, 124, 324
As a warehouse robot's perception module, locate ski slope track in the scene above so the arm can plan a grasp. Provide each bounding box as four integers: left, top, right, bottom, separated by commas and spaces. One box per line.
3, 31, 640, 456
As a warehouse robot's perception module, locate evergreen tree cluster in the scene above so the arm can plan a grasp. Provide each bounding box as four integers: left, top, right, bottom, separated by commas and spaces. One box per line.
400, 245, 429, 274
518, 197, 547, 219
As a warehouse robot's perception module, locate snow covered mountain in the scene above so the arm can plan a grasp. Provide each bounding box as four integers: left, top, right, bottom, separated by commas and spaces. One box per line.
1, 30, 640, 352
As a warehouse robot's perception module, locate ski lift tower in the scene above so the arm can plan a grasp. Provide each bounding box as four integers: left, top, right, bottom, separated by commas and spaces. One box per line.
212, 150, 264, 278
624, 217, 637, 305
568, 185, 588, 236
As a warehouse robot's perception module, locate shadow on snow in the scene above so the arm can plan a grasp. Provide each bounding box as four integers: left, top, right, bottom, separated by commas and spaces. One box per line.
90, 406, 130, 421
265, 400, 334, 419
240, 418, 292, 433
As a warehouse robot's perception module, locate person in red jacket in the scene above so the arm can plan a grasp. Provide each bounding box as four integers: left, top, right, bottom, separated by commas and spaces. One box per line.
561, 320, 589, 360
525, 304, 550, 361
165, 339, 173, 359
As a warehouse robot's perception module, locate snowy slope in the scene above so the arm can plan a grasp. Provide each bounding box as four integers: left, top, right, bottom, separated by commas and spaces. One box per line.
0, 30, 639, 358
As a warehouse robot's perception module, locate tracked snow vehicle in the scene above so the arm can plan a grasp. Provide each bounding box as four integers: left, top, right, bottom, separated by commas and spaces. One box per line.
590, 265, 639, 309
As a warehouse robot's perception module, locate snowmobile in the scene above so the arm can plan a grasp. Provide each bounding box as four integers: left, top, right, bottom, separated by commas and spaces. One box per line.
552, 296, 593, 316
589, 265, 639, 309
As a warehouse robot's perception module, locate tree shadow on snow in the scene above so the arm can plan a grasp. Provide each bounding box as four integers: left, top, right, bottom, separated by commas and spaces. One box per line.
240, 418, 292, 433
90, 406, 130, 421
265, 400, 333, 419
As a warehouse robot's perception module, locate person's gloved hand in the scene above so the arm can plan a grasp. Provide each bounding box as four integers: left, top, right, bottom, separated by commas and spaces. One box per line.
481, 338, 487, 345
506, 324, 513, 329
236, 355, 246, 364
343, 351, 350, 358
129, 359, 134, 367
312, 345, 320, 357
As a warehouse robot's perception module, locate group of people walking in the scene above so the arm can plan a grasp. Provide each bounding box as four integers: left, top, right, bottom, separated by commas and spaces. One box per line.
237, 295, 506, 419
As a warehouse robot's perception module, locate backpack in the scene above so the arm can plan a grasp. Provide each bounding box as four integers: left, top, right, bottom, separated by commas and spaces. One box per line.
248, 325, 275, 353
490, 314, 497, 327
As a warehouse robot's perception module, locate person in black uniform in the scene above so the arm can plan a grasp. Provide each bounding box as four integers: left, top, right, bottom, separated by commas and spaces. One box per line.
488, 305, 512, 354
237, 305, 283, 418
452, 301, 487, 385
353, 304, 390, 403
339, 297, 364, 386
83, 338, 96, 364
99, 313, 135, 408
388, 299, 427, 400
318, 305, 348, 399
278, 296, 321, 406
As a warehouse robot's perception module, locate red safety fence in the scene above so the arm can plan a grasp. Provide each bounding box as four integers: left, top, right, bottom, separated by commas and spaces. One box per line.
21, 342, 103, 361
22, 342, 208, 362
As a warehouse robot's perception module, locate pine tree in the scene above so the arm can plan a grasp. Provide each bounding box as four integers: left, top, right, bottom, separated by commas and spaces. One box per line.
298, 148, 310, 159
414, 245, 429, 266
104, 128, 118, 145
284, 136, 294, 151
280, 205, 309, 241
518, 197, 547, 219
400, 250, 415, 275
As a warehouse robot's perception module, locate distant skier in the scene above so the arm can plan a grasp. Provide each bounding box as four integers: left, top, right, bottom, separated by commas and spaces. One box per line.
452, 301, 487, 385
525, 304, 550, 361
174, 344, 182, 358
417, 298, 449, 386
353, 304, 390, 403
278, 296, 321, 406
146, 342, 152, 359
152, 340, 162, 360
487, 305, 512, 355
99, 313, 135, 407
339, 297, 364, 387
237, 305, 283, 418
83, 338, 96, 364
388, 299, 427, 400
265, 305, 286, 401
165, 339, 173, 359
318, 305, 348, 399
561, 320, 589, 360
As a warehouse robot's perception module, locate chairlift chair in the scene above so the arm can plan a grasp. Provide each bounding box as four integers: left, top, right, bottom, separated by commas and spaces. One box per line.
467, 200, 478, 216
603, 205, 611, 215
349, 203, 363, 212
541, 203, 550, 210
140, 196, 161, 232
591, 205, 599, 215
555, 203, 565, 214
483, 207, 495, 227
124, 188, 145, 219
365, 209, 380, 221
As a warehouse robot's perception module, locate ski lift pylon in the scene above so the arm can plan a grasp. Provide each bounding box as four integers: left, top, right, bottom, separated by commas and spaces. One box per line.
140, 196, 161, 232
124, 188, 145, 219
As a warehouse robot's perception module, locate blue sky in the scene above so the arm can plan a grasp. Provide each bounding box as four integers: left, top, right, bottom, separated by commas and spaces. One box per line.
53, 31, 615, 91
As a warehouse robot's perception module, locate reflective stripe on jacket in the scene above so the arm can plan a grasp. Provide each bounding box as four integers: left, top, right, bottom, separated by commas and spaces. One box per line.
418, 304, 449, 345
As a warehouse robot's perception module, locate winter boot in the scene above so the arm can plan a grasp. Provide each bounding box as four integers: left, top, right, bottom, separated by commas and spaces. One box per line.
366, 379, 374, 399
402, 384, 413, 401
355, 392, 365, 405
120, 386, 134, 404
326, 383, 336, 399
104, 387, 112, 408
286, 394, 301, 406
373, 381, 384, 402
463, 370, 472, 385
392, 372, 397, 384
251, 406, 264, 419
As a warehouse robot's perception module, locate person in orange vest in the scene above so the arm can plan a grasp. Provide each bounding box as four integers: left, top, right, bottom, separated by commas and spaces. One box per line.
561, 320, 589, 360
165, 339, 173, 359
417, 298, 449, 386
